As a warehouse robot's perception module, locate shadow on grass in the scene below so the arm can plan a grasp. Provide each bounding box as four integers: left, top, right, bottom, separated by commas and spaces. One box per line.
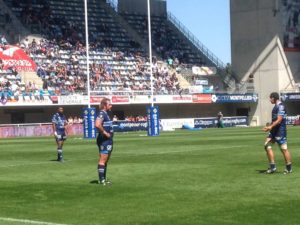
50, 159, 59, 162
256, 169, 280, 174
256, 169, 268, 174
90, 180, 99, 184
50, 159, 66, 163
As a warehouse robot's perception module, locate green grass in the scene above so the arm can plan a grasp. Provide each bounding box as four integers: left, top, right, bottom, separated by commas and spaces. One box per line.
1, 127, 300, 225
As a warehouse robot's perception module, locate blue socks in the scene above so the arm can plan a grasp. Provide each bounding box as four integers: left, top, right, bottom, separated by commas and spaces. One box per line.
286, 163, 292, 172
98, 164, 106, 182
57, 149, 63, 161
270, 163, 276, 170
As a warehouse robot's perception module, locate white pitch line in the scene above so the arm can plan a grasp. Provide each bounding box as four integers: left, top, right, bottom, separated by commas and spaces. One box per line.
0, 217, 70, 225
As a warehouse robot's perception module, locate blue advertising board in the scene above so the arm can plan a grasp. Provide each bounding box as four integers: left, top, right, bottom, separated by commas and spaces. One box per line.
281, 93, 300, 101
113, 121, 147, 132
82, 107, 97, 138
194, 116, 248, 128
211, 94, 258, 103
147, 106, 160, 136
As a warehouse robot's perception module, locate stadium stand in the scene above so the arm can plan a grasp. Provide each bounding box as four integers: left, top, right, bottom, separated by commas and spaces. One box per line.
0, 0, 229, 96
2, 0, 185, 95
120, 12, 205, 65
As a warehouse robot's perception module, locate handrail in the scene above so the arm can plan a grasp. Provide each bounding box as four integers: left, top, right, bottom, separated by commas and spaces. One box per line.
167, 12, 226, 69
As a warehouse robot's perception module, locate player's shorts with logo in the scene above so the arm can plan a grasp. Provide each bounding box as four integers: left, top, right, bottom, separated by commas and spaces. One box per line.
268, 128, 287, 145
97, 136, 113, 154
55, 131, 67, 141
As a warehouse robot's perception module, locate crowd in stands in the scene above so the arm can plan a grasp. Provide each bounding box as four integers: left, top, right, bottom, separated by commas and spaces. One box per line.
0, 40, 56, 102
0, 32, 182, 97
125, 115, 147, 122
0, 55, 34, 102
112, 115, 147, 122
64, 115, 147, 124
21, 37, 182, 95
0, 0, 221, 99
67, 116, 83, 124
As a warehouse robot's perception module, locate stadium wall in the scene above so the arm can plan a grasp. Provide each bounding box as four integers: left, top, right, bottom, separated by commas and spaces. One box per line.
231, 0, 300, 126
231, 0, 300, 82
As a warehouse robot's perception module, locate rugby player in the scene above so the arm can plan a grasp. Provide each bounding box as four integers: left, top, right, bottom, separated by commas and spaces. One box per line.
262, 92, 292, 174
95, 98, 114, 186
52, 107, 68, 162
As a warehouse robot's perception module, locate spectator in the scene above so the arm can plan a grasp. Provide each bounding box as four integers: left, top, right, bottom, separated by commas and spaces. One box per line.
68, 116, 74, 124
217, 111, 224, 128
73, 116, 80, 123
0, 35, 8, 45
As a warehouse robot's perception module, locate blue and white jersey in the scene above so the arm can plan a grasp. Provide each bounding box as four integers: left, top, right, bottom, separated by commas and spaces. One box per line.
97, 110, 113, 138
271, 102, 287, 137
52, 113, 67, 132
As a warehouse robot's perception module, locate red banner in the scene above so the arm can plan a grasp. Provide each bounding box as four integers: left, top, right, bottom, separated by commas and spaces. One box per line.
90, 96, 129, 104
112, 96, 129, 103
172, 96, 192, 102
90, 96, 103, 104
50, 96, 58, 104
192, 94, 212, 103
0, 45, 37, 71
